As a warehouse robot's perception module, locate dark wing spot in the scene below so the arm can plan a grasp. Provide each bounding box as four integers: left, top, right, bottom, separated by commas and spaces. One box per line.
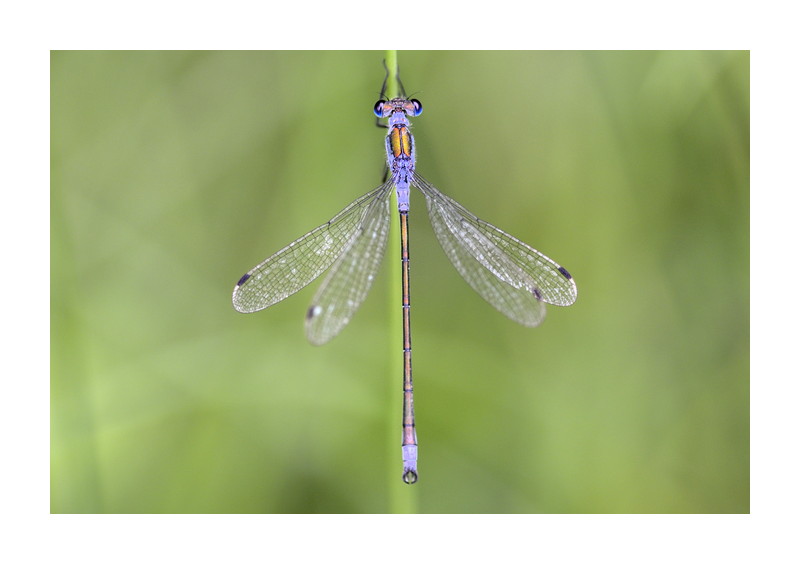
236, 273, 251, 286
306, 305, 321, 321
532, 287, 543, 301
557, 266, 572, 280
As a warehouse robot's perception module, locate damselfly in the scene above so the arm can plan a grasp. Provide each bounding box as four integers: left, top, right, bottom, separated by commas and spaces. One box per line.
232, 66, 578, 484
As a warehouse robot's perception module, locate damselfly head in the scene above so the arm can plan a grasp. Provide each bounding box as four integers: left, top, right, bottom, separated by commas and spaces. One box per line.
374, 98, 423, 118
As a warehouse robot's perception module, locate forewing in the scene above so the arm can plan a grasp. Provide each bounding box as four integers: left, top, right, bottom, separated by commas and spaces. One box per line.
414, 173, 576, 327
305, 184, 394, 345
232, 184, 391, 314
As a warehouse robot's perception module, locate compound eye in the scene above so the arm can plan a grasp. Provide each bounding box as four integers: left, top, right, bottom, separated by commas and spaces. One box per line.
373, 101, 385, 117
409, 99, 423, 116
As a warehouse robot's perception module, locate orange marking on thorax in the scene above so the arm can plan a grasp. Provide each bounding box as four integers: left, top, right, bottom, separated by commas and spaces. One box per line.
390, 125, 413, 158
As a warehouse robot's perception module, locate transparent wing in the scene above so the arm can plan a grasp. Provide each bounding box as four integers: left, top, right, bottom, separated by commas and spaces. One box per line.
413, 172, 577, 327
305, 183, 394, 345
232, 183, 391, 314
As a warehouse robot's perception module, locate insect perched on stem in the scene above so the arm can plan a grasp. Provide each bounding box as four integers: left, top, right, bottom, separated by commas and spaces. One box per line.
233, 64, 578, 484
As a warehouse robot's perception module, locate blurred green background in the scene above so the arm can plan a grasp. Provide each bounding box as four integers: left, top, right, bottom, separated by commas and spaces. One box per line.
51, 51, 749, 513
